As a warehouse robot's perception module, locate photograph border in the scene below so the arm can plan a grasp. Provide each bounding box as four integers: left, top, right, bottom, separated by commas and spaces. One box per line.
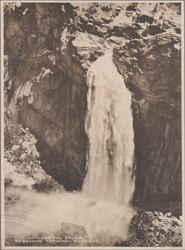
1, 1, 185, 249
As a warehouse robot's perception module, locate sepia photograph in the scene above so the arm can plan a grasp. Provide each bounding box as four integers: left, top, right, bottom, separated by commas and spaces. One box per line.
1, 0, 184, 248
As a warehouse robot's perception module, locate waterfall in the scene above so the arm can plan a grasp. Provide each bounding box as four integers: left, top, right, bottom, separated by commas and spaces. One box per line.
5, 51, 136, 245
78, 51, 136, 241
83, 51, 135, 205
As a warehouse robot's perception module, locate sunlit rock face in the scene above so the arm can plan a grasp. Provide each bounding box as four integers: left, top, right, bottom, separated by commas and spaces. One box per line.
4, 2, 182, 210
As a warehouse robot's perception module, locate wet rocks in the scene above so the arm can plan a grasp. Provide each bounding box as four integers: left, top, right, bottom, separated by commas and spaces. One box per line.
117, 211, 182, 247
59, 223, 88, 239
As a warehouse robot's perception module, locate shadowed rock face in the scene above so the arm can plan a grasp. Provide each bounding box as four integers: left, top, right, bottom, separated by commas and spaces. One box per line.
4, 2, 182, 208
113, 33, 181, 210
4, 3, 88, 190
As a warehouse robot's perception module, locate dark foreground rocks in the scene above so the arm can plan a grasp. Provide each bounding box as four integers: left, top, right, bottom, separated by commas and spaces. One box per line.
116, 211, 182, 247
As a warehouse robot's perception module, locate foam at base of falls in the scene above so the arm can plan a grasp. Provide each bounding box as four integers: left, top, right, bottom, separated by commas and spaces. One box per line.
5, 187, 135, 245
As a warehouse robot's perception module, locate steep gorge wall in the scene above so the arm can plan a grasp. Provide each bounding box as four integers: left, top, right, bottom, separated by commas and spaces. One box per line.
4, 3, 88, 190
4, 2, 182, 210
113, 34, 181, 211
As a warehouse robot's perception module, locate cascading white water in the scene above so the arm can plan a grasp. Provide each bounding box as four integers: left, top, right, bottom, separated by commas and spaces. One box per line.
5, 51, 136, 245
83, 51, 135, 205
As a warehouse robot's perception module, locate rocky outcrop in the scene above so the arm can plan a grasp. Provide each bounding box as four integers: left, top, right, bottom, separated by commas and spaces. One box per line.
117, 211, 182, 247
4, 123, 64, 192
113, 32, 181, 211
5, 3, 88, 190
4, 2, 182, 208
111, 4, 181, 210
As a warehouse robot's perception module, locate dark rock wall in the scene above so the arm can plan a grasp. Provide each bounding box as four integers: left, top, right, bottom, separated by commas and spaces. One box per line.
113, 34, 181, 209
4, 2, 182, 208
4, 3, 87, 190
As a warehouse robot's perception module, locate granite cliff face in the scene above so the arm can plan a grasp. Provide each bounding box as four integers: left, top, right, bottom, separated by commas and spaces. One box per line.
4, 3, 182, 209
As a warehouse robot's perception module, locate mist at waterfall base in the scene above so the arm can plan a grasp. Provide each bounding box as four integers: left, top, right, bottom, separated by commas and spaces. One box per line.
5, 52, 136, 245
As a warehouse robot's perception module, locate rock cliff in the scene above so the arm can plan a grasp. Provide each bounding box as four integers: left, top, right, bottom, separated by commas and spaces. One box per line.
4, 2, 182, 210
